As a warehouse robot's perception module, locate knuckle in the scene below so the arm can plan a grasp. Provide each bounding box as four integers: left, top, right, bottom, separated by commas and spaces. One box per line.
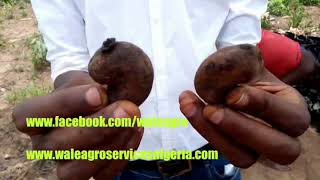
260, 91, 271, 115
118, 100, 141, 117
252, 88, 275, 119
245, 86, 269, 114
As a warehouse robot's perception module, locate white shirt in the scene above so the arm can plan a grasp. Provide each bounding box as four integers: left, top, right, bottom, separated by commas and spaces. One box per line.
31, 0, 267, 152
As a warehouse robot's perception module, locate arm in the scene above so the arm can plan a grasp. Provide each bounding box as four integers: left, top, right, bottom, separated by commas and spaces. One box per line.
282, 48, 318, 85
216, 1, 317, 86
216, 0, 268, 49
258, 30, 318, 84
180, 0, 309, 168
31, 0, 91, 88
14, 2, 143, 179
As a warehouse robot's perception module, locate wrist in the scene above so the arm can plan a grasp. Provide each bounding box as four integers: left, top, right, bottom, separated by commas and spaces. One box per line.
54, 70, 95, 90
304, 63, 320, 91
282, 49, 317, 85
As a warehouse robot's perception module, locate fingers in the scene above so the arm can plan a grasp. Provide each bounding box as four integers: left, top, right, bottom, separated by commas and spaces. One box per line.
203, 106, 301, 165
56, 130, 133, 180
57, 161, 101, 180
94, 128, 144, 180
179, 91, 258, 168
56, 122, 143, 180
94, 160, 128, 180
226, 85, 310, 137
12, 84, 108, 135
54, 71, 95, 90
32, 101, 141, 150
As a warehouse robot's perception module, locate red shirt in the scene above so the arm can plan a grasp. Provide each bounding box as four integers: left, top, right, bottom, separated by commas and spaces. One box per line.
258, 30, 302, 78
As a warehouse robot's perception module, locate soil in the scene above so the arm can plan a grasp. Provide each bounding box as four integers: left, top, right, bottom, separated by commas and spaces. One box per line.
0, 3, 319, 180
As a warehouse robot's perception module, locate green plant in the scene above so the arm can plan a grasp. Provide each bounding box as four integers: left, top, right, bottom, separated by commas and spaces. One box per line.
0, 0, 13, 4
5, 83, 52, 105
1, 0, 30, 20
0, 4, 14, 20
289, 0, 305, 28
16, 0, 30, 9
0, 34, 5, 48
268, 0, 289, 16
300, 0, 320, 6
21, 10, 27, 17
1, 0, 30, 5
267, 0, 319, 16
261, 16, 272, 30
26, 33, 49, 72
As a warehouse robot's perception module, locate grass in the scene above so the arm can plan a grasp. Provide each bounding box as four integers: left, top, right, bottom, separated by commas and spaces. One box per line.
300, 0, 320, 6
289, 0, 306, 28
268, 0, 289, 16
0, 0, 30, 21
26, 33, 49, 72
0, 4, 15, 20
5, 83, 52, 105
0, 0, 13, 4
0, 0, 30, 6
261, 15, 272, 30
0, 34, 5, 48
21, 9, 27, 17
268, 0, 320, 17
1, 2, 51, 111
267, 0, 307, 28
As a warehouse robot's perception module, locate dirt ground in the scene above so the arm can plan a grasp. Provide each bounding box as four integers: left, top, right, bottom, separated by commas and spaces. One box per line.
0, 4, 319, 180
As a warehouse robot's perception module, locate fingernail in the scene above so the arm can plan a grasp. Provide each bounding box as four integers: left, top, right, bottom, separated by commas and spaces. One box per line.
180, 96, 197, 118
85, 87, 102, 107
179, 91, 192, 102
114, 106, 129, 118
205, 106, 224, 125
227, 88, 248, 107
181, 104, 197, 118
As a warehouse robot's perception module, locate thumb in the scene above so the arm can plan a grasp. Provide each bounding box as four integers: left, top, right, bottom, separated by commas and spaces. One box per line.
13, 84, 108, 135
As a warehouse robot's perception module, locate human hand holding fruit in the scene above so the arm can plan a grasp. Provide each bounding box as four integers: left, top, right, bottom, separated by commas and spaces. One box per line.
179, 44, 311, 168
13, 38, 154, 180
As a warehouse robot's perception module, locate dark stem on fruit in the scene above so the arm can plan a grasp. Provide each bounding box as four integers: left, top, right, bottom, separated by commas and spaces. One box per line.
102, 38, 117, 53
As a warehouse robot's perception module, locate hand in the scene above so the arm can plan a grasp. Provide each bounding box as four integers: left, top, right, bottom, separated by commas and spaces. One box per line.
179, 71, 310, 168
258, 30, 318, 85
13, 71, 143, 180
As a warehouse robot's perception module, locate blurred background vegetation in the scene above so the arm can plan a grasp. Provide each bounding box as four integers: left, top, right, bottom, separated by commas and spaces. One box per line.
1, 0, 50, 104
262, 0, 320, 31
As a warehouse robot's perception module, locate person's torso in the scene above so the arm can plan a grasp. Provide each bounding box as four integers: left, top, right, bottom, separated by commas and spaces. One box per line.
74, 0, 230, 151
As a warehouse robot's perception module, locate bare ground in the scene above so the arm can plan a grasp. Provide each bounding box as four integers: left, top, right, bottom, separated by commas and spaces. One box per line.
0, 4, 319, 180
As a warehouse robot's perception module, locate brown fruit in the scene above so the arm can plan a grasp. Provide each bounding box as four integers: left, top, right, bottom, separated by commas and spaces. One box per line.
195, 44, 265, 104
88, 38, 154, 106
